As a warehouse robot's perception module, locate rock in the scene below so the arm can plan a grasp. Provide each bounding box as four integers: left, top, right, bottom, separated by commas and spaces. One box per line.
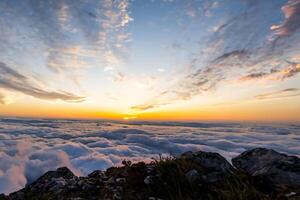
44, 167, 76, 180
181, 151, 234, 174
285, 192, 297, 197
148, 197, 163, 200
4, 148, 300, 200
88, 170, 108, 181
8, 167, 79, 200
0, 194, 9, 200
181, 150, 234, 183
116, 178, 126, 184
185, 169, 200, 183
144, 175, 153, 185
232, 148, 300, 187
50, 177, 67, 189
113, 193, 122, 200
107, 177, 115, 184
35, 167, 77, 188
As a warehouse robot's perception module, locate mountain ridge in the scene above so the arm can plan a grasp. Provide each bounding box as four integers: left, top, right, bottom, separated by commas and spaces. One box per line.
1, 148, 299, 200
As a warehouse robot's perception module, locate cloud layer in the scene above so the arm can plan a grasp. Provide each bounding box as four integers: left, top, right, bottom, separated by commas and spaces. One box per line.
0, 118, 299, 194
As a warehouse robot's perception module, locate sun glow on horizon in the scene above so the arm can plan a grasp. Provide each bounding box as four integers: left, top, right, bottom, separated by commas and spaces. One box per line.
122, 116, 137, 120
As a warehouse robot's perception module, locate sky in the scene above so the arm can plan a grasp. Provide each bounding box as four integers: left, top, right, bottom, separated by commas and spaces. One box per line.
0, 0, 300, 122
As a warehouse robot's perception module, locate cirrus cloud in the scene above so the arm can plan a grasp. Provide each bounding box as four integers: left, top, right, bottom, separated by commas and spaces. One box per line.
0, 62, 85, 103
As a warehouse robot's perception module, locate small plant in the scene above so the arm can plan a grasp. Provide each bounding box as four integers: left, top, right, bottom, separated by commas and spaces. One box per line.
122, 160, 132, 167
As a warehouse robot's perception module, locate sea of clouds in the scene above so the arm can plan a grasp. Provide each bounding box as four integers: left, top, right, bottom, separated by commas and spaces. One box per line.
0, 118, 299, 194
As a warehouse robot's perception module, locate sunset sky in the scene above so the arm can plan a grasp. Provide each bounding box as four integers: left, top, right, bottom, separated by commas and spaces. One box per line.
0, 0, 300, 122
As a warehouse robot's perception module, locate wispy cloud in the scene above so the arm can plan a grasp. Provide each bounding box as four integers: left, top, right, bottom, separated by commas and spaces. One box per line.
0, 92, 5, 104
279, 60, 300, 79
0, 91, 13, 105
131, 101, 163, 112
271, 0, 300, 37
0, 0, 133, 85
93, 0, 133, 68
240, 61, 300, 81
0, 62, 85, 103
255, 88, 300, 100
131, 0, 300, 112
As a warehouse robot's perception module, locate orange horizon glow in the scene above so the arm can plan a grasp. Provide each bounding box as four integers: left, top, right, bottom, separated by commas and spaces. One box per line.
1, 96, 300, 123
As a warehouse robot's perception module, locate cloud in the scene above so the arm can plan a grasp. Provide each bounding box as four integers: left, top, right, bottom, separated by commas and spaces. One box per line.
0, 62, 85, 103
279, 60, 300, 79
93, 0, 133, 69
0, 119, 299, 194
131, 0, 300, 112
131, 104, 156, 111
240, 61, 300, 81
239, 72, 269, 81
211, 50, 248, 63
131, 49, 249, 111
0, 93, 5, 104
46, 46, 95, 84
271, 0, 300, 36
254, 88, 300, 100
0, 164, 26, 195
112, 72, 126, 82
0, 0, 133, 85
0, 139, 78, 194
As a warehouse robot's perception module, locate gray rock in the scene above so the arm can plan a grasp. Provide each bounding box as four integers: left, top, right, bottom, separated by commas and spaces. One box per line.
113, 193, 122, 200
285, 192, 297, 197
144, 176, 153, 185
232, 148, 300, 187
180, 150, 234, 183
185, 169, 200, 183
181, 151, 234, 174
88, 170, 108, 181
116, 178, 126, 184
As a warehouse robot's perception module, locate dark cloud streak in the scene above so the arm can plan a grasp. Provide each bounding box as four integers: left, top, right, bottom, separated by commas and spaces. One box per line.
0, 62, 85, 103
255, 88, 300, 100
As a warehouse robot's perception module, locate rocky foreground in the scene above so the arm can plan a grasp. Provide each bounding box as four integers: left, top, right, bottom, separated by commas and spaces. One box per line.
0, 148, 299, 200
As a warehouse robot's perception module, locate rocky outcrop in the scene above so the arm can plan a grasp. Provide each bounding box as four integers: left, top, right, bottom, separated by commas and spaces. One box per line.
0, 148, 299, 200
181, 151, 235, 183
232, 148, 300, 188
181, 151, 234, 173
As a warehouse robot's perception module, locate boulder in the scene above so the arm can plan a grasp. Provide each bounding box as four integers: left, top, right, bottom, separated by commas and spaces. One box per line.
9, 167, 78, 200
180, 151, 235, 183
46, 167, 75, 179
88, 170, 108, 181
181, 151, 234, 174
232, 148, 300, 187
0, 194, 9, 200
